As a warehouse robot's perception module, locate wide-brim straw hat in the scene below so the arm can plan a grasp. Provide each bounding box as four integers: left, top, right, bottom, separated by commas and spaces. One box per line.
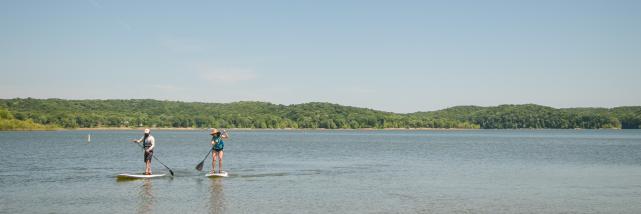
210, 128, 219, 135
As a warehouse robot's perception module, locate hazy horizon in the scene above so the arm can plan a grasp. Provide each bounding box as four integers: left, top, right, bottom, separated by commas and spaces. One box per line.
2, 0, 640, 113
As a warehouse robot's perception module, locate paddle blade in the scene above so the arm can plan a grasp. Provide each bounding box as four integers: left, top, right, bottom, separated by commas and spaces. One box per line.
195, 161, 205, 171
169, 169, 174, 176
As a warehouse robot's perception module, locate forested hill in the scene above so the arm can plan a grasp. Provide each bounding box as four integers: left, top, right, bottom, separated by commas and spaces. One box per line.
1, 98, 640, 130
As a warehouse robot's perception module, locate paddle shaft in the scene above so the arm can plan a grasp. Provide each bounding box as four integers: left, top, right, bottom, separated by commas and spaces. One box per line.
201, 147, 214, 163
195, 147, 214, 171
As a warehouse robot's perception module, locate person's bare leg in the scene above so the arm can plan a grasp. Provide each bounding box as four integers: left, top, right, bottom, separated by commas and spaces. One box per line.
211, 152, 217, 173
218, 151, 224, 173
145, 160, 151, 175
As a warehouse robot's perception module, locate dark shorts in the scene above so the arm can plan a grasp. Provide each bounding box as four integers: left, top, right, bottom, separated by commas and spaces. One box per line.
144, 150, 153, 162
213, 148, 223, 152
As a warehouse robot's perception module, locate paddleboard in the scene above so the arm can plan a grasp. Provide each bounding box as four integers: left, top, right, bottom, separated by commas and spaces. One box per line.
117, 173, 167, 179
206, 171, 228, 177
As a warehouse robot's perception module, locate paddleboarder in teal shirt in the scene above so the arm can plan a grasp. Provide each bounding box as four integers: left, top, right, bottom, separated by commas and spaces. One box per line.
210, 128, 229, 174
132, 128, 155, 175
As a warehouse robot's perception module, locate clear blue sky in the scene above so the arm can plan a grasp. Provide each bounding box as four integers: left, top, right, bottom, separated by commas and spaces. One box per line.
1, 0, 640, 113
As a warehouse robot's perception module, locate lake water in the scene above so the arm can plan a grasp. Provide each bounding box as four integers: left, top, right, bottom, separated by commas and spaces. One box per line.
1, 130, 640, 213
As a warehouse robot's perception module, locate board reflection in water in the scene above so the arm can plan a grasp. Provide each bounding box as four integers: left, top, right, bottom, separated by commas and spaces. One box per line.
138, 180, 154, 214
209, 178, 226, 214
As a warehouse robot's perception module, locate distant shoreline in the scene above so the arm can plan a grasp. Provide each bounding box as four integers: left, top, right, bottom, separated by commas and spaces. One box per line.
3, 99, 638, 130
2, 127, 625, 132
74, 127, 477, 131
2, 127, 476, 131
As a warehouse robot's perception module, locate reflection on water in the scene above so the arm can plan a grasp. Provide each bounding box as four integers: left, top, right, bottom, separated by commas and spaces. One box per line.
137, 180, 154, 214
209, 178, 226, 214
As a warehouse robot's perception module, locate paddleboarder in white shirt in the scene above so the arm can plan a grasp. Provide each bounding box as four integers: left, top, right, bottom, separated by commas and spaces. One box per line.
132, 129, 155, 175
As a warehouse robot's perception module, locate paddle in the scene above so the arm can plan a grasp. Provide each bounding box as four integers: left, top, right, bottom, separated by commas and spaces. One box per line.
195, 147, 214, 171
132, 141, 175, 176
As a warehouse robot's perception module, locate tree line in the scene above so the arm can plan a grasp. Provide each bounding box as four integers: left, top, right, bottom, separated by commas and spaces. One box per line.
0, 107, 58, 130
0, 98, 640, 130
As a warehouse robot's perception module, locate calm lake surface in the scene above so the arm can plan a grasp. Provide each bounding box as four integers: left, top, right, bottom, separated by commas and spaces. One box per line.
1, 130, 640, 213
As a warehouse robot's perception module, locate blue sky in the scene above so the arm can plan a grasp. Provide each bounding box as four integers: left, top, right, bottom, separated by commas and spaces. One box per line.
1, 0, 640, 112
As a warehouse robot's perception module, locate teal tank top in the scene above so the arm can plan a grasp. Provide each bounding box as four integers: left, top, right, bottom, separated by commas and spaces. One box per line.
212, 136, 224, 150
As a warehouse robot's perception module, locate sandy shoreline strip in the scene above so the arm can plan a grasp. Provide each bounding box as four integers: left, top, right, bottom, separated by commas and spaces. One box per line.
68, 127, 475, 131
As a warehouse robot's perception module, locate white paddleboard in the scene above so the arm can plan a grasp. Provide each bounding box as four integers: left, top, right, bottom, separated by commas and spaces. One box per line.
206, 171, 228, 177
117, 173, 166, 179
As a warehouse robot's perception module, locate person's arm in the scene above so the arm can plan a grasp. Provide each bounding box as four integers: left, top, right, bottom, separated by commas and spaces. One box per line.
132, 136, 143, 143
147, 137, 155, 152
221, 130, 229, 139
